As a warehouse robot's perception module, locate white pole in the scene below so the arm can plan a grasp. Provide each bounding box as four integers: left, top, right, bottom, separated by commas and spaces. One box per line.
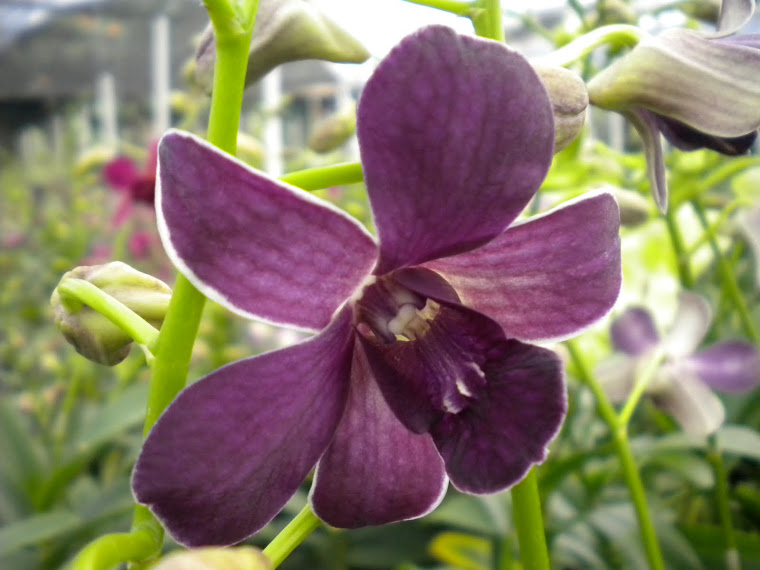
151, 13, 171, 135
97, 71, 118, 149
263, 67, 284, 176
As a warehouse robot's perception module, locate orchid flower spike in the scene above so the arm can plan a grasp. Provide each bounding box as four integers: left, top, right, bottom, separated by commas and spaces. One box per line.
599, 292, 760, 437
194, 0, 369, 90
132, 26, 622, 547
587, 0, 760, 211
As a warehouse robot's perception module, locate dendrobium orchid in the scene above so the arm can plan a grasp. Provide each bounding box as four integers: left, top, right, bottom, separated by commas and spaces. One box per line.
599, 292, 760, 437
132, 26, 622, 547
587, 0, 760, 210
103, 141, 159, 226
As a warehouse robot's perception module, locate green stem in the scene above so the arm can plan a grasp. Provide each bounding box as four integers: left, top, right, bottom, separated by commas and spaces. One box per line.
57, 278, 161, 349
532, 24, 646, 67
401, 0, 474, 16
691, 199, 760, 344
70, 3, 258, 569
617, 348, 665, 426
279, 162, 363, 191
674, 156, 760, 207
262, 505, 322, 568
708, 436, 741, 570
471, 0, 505, 41
510, 468, 550, 570
566, 340, 665, 570
664, 205, 695, 289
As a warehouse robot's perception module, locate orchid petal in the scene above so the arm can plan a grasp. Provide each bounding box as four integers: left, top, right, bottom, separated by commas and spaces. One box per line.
156, 130, 377, 331
655, 114, 757, 155
653, 374, 725, 437
358, 26, 554, 274
610, 307, 660, 356
596, 354, 638, 403
589, 29, 760, 138
431, 339, 565, 494
425, 191, 621, 342
310, 343, 447, 528
103, 156, 139, 191
716, 0, 756, 35
663, 292, 712, 358
132, 309, 354, 546
687, 341, 760, 393
357, 300, 506, 434
625, 109, 669, 212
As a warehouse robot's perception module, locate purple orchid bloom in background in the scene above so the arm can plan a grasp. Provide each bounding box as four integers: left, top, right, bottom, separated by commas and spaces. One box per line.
132, 26, 623, 547
599, 292, 760, 437
587, 0, 760, 211
103, 140, 159, 226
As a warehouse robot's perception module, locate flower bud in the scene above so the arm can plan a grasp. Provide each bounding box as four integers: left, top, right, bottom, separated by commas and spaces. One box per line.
534, 65, 588, 153
51, 262, 171, 366
153, 547, 272, 570
195, 0, 370, 90
607, 186, 651, 227
308, 105, 356, 153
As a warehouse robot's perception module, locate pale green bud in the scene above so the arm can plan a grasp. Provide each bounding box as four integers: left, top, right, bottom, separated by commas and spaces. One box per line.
153, 547, 272, 570
606, 186, 652, 227
534, 65, 589, 153
51, 262, 171, 366
308, 105, 356, 153
195, 0, 370, 90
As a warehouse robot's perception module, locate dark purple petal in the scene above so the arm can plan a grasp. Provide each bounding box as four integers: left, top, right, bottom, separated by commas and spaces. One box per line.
425, 191, 621, 342
431, 339, 565, 494
103, 156, 139, 191
655, 114, 757, 155
156, 130, 377, 331
358, 26, 554, 274
357, 299, 505, 434
611, 307, 660, 356
310, 343, 447, 528
626, 109, 669, 211
132, 309, 354, 547
687, 341, 760, 393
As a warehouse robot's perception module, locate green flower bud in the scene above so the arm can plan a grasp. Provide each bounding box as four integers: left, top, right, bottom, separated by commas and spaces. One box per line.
607, 186, 652, 227
308, 105, 356, 153
195, 0, 370, 90
534, 65, 589, 153
51, 262, 171, 366
153, 547, 272, 570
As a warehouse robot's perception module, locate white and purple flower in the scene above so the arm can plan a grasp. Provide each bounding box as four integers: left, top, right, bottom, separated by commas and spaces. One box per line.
132, 26, 622, 547
600, 292, 760, 437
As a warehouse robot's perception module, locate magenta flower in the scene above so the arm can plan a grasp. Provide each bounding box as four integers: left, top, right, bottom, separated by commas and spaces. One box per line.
132, 26, 622, 547
103, 141, 159, 226
600, 293, 760, 436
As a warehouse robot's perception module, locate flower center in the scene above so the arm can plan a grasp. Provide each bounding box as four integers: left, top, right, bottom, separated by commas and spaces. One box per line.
387, 300, 440, 341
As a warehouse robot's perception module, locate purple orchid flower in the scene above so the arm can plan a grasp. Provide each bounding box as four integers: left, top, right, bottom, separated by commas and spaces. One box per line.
600, 292, 760, 437
587, 0, 760, 211
132, 26, 623, 547
103, 140, 159, 226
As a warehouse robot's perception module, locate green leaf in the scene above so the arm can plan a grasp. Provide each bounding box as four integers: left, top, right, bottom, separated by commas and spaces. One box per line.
429, 532, 491, 570
0, 511, 81, 556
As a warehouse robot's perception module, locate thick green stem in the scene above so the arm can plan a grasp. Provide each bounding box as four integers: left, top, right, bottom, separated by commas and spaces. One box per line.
510, 468, 550, 570
70, 3, 258, 569
471, 0, 505, 41
532, 24, 646, 67
401, 0, 474, 15
691, 200, 760, 345
279, 162, 363, 191
57, 278, 161, 350
708, 436, 741, 570
664, 206, 695, 289
566, 341, 665, 570
262, 505, 322, 568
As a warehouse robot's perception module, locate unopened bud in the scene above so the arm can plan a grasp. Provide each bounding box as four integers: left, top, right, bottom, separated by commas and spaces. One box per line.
534, 65, 589, 153
153, 547, 272, 570
606, 186, 651, 227
51, 262, 171, 366
195, 0, 370, 90
308, 105, 356, 153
